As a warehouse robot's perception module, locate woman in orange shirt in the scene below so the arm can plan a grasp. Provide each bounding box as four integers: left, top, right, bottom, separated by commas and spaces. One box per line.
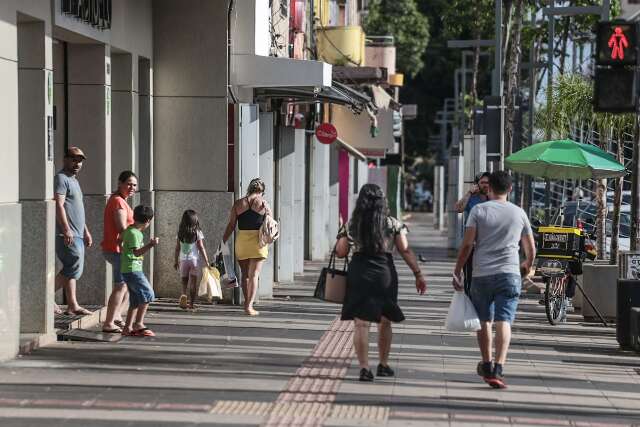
101, 171, 137, 333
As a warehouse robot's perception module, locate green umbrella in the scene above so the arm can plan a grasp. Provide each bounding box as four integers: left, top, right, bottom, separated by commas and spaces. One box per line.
505, 139, 627, 180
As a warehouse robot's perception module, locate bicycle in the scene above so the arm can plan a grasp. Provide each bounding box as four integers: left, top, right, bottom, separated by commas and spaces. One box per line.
533, 224, 606, 326
536, 258, 579, 325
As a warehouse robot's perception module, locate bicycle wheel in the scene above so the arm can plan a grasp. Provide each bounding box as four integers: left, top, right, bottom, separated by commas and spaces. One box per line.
544, 275, 567, 325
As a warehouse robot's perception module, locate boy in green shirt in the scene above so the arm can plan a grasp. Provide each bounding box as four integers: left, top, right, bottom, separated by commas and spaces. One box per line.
121, 205, 159, 337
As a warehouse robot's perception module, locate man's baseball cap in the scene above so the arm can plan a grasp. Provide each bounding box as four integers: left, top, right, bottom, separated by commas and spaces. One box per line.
65, 146, 86, 159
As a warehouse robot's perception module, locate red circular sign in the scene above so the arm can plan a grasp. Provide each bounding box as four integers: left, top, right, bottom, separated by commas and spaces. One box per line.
315, 123, 338, 145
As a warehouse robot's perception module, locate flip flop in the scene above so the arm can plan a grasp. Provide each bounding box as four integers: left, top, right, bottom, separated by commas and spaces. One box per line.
114, 320, 125, 328
121, 329, 134, 336
132, 328, 156, 337
101, 327, 122, 334
64, 308, 92, 316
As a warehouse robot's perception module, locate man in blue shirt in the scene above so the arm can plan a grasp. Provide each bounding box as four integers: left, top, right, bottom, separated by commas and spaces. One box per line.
54, 147, 93, 316
455, 172, 490, 294
456, 172, 490, 220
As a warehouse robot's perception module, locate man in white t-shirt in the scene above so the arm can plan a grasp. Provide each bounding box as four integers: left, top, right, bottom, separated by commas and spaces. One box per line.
452, 171, 536, 389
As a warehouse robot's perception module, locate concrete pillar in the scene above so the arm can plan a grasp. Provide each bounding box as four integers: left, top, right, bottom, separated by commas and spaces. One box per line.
0, 9, 21, 361
387, 165, 402, 219
328, 144, 340, 244
309, 137, 331, 260
275, 126, 296, 283
111, 53, 139, 185
434, 165, 445, 231
259, 112, 275, 297
447, 154, 464, 251
67, 43, 111, 305
137, 57, 154, 281
358, 159, 368, 192
237, 105, 260, 196
293, 129, 306, 274
18, 19, 56, 336
348, 156, 357, 216
52, 41, 66, 172
153, 1, 231, 297
463, 135, 487, 191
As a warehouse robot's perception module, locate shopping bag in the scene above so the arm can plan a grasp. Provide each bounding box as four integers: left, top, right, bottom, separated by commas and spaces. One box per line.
314, 248, 348, 304
215, 243, 238, 289
445, 291, 481, 332
198, 266, 222, 300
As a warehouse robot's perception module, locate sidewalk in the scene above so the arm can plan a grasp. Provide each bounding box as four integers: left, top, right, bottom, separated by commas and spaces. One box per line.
0, 213, 638, 426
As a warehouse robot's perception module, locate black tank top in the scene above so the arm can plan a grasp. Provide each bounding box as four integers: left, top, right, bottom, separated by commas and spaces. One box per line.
237, 198, 266, 230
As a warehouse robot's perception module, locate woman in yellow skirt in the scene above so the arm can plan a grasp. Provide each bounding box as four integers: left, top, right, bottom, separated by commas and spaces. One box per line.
222, 178, 270, 315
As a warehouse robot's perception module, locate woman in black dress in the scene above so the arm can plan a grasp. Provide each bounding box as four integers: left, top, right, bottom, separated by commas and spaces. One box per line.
335, 184, 427, 382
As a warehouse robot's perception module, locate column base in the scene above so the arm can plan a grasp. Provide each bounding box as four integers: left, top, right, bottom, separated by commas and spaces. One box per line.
20, 200, 55, 334
0, 203, 21, 361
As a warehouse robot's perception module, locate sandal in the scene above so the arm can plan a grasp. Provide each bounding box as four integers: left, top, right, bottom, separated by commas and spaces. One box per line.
132, 328, 156, 337
114, 320, 125, 328
64, 308, 92, 316
121, 329, 134, 336
179, 295, 188, 310
101, 327, 122, 334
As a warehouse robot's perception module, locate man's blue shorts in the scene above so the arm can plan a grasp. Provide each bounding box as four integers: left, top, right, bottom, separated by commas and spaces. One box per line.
55, 236, 85, 280
470, 273, 521, 323
103, 252, 125, 285
122, 271, 155, 308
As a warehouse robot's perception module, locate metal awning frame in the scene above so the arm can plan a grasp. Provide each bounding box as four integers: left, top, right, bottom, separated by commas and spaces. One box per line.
254, 80, 376, 115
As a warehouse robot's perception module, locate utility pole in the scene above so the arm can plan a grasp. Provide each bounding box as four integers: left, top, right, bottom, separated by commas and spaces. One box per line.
633, 110, 640, 251
494, 0, 504, 170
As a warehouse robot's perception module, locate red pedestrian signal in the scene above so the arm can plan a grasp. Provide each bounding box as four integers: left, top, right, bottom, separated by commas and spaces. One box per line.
596, 21, 638, 66
609, 27, 629, 61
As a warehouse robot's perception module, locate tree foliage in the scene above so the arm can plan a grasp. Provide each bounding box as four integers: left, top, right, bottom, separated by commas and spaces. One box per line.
441, 0, 495, 41
363, 0, 430, 78
535, 73, 634, 141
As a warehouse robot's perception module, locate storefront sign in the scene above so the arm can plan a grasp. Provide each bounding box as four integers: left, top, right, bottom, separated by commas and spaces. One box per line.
61, 0, 112, 30
315, 123, 337, 144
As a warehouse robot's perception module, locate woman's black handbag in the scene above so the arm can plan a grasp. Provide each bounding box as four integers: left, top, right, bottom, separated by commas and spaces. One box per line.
314, 248, 348, 303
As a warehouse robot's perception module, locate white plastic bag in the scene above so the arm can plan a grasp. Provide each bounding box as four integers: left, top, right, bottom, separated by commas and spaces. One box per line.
217, 243, 238, 288
445, 291, 481, 332
198, 266, 222, 300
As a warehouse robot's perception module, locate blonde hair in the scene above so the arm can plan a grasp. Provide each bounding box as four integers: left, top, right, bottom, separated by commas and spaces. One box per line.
246, 178, 265, 196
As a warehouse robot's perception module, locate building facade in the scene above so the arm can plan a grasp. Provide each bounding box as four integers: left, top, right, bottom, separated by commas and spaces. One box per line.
0, 0, 401, 361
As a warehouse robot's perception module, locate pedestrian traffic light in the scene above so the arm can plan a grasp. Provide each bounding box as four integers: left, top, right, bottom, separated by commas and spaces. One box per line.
593, 20, 639, 113
596, 21, 639, 66
594, 67, 637, 113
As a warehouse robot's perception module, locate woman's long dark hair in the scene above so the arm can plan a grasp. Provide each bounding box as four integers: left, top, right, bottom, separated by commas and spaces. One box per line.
349, 184, 388, 254
178, 210, 201, 244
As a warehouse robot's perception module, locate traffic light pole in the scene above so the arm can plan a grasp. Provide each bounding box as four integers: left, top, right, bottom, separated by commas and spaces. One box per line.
541, 1, 610, 224
632, 108, 640, 251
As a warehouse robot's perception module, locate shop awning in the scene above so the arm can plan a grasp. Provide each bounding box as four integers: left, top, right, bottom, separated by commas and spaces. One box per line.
370, 85, 401, 111
232, 54, 332, 88
254, 80, 375, 114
